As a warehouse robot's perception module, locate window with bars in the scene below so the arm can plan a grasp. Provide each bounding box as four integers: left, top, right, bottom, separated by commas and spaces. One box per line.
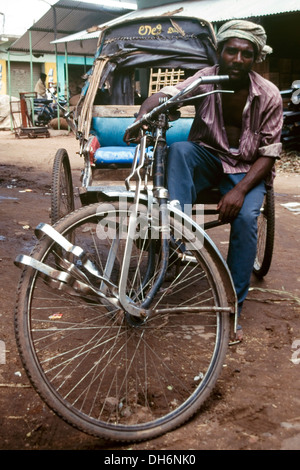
148, 68, 185, 95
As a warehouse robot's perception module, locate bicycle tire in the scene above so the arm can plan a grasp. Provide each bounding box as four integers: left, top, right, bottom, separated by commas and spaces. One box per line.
51, 148, 74, 224
15, 201, 231, 442
253, 187, 275, 278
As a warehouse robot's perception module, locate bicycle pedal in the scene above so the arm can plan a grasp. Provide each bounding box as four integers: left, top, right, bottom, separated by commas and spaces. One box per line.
34, 223, 116, 289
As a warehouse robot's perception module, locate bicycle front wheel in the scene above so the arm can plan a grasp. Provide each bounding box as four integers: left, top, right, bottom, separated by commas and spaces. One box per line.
15, 201, 231, 442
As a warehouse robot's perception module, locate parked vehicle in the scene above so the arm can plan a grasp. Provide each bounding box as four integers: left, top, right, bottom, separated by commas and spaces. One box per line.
14, 8, 276, 444
33, 94, 67, 126
281, 80, 300, 150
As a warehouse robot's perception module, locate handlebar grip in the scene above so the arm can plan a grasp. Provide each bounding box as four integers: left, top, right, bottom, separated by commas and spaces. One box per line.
199, 75, 229, 84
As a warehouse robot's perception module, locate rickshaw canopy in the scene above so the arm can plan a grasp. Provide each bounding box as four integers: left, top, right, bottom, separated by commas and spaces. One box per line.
96, 17, 217, 70
76, 14, 217, 140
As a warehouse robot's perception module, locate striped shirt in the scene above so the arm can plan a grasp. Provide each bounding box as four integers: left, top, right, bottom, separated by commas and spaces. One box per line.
160, 65, 283, 181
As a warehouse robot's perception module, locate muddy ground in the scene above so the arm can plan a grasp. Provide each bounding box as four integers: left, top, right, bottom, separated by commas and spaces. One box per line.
0, 130, 299, 451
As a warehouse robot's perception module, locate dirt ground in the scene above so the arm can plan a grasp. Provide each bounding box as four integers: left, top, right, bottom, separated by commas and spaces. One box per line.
0, 129, 299, 451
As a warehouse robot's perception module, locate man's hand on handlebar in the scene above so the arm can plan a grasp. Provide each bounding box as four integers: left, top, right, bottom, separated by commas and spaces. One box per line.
123, 115, 149, 144
123, 92, 168, 144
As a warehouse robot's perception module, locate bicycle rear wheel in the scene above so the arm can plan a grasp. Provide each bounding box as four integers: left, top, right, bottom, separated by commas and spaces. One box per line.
253, 187, 275, 278
15, 201, 231, 442
51, 148, 74, 224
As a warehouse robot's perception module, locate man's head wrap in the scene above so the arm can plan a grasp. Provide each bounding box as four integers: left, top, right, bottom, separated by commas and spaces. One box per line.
216, 20, 273, 62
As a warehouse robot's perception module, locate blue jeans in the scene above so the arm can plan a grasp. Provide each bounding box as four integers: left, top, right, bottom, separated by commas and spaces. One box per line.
166, 142, 266, 314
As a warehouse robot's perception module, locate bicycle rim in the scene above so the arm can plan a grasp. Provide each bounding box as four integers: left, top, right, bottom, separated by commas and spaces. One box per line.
15, 202, 230, 441
51, 148, 74, 224
253, 189, 275, 278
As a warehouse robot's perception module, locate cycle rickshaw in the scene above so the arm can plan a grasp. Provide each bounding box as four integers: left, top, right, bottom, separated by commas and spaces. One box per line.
14, 11, 274, 442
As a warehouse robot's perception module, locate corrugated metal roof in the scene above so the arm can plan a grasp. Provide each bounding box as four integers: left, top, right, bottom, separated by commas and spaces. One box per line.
103, 0, 300, 24
52, 0, 300, 49
8, 0, 300, 55
7, 0, 136, 55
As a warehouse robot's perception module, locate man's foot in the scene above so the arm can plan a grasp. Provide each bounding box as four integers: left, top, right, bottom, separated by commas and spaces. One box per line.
229, 325, 243, 345
236, 325, 243, 342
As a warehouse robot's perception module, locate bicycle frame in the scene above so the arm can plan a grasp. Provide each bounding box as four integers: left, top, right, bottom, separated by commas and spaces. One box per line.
15, 76, 238, 330
116, 76, 237, 321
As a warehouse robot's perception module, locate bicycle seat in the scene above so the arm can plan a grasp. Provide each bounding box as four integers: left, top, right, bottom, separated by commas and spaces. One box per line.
195, 187, 221, 204
34, 99, 53, 105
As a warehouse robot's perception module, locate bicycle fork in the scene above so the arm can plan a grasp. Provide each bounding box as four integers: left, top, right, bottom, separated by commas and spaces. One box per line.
118, 128, 170, 318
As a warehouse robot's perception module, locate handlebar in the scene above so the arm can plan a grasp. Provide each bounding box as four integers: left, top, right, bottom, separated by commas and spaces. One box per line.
126, 75, 230, 135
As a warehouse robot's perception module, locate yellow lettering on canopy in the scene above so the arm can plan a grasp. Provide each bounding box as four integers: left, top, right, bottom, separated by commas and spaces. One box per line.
139, 24, 162, 36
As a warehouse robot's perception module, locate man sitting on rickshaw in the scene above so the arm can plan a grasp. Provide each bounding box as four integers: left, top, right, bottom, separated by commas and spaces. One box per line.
125, 20, 283, 341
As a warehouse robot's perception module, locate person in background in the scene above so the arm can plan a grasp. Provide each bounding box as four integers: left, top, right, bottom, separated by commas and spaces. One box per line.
35, 72, 47, 98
